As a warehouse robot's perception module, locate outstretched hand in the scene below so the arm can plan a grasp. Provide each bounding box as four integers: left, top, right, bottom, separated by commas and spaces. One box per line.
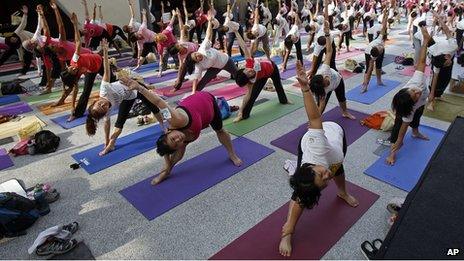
101, 38, 109, 50
22, 5, 28, 14
50, 0, 57, 9
36, 5, 44, 14
142, 8, 147, 15
296, 61, 310, 92
71, 13, 78, 24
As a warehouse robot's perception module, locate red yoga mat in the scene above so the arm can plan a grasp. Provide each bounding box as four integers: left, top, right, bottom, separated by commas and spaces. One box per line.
210, 181, 379, 260
155, 76, 229, 97
209, 84, 247, 100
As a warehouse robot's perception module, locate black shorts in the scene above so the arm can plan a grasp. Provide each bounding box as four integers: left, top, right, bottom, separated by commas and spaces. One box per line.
365, 52, 385, 71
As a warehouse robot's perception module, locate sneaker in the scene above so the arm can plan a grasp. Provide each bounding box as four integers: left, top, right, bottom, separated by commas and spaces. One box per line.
360, 241, 377, 260
283, 160, 297, 175
62, 222, 79, 234
36, 238, 78, 256
376, 138, 392, 147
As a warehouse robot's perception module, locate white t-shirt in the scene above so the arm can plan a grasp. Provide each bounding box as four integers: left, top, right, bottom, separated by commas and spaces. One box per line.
99, 81, 137, 110
224, 17, 239, 32
313, 29, 337, 56
300, 122, 345, 169
367, 24, 381, 35
452, 57, 464, 80
457, 19, 464, 30
286, 24, 300, 42
252, 24, 267, 38
401, 71, 429, 122
428, 38, 458, 57
192, 40, 229, 80
365, 37, 384, 54
316, 64, 342, 93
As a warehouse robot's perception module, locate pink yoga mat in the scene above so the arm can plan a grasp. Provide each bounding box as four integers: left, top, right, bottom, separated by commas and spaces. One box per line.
155, 76, 229, 97
210, 181, 379, 260
209, 84, 247, 100
399, 66, 431, 77
336, 50, 364, 61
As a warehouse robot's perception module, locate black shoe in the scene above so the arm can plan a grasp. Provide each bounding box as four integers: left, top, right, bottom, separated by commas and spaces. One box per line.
361, 241, 377, 260
36, 238, 78, 256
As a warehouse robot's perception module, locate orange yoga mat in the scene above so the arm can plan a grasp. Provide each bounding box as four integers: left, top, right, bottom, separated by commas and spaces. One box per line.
37, 91, 100, 116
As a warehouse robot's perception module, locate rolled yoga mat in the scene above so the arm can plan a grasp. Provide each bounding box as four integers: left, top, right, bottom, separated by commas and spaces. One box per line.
0, 102, 32, 115
364, 125, 445, 192
210, 181, 379, 260
120, 137, 274, 220
0, 95, 20, 106
0, 149, 14, 171
71, 124, 164, 174
155, 76, 229, 97
423, 94, 464, 123
346, 79, 401, 105
51, 107, 118, 130
224, 93, 304, 136
270, 107, 370, 155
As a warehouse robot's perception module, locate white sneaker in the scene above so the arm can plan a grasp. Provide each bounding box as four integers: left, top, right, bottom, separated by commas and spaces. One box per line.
283, 160, 297, 176
376, 138, 392, 147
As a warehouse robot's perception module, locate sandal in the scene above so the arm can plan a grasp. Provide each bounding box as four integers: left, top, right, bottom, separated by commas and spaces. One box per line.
372, 239, 383, 251
360, 240, 377, 260
387, 203, 401, 215
62, 222, 79, 234
36, 238, 78, 256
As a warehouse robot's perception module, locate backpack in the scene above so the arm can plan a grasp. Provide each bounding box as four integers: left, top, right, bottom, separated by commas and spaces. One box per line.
0, 192, 40, 238
402, 57, 414, 66
33, 130, 60, 154
216, 97, 231, 120
1, 80, 25, 95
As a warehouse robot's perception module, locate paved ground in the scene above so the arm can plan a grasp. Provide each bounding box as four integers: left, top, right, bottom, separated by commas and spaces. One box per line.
0, 15, 456, 259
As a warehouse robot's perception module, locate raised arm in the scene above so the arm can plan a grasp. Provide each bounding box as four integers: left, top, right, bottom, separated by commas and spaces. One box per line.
32, 10, 43, 40
233, 27, 252, 58
71, 13, 81, 55
296, 61, 323, 129
14, 6, 28, 35
82, 0, 90, 20
205, 11, 214, 42
323, 22, 332, 66
92, 3, 97, 22
102, 39, 111, 83
183, 0, 189, 24
98, 5, 103, 22
142, 8, 148, 27
177, 8, 187, 41
169, 9, 177, 27
37, 5, 50, 38
50, 0, 66, 41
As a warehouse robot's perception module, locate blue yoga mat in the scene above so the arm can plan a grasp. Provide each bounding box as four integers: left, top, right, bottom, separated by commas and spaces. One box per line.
0, 95, 20, 106
271, 55, 283, 65
346, 79, 401, 105
364, 125, 445, 192
72, 124, 164, 174
144, 71, 178, 84
51, 108, 118, 129
120, 137, 274, 220
383, 54, 397, 66
134, 63, 160, 73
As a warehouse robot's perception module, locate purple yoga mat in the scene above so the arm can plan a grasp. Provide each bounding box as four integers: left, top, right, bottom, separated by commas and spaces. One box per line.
0, 149, 14, 171
210, 181, 379, 260
280, 60, 312, 80
0, 102, 32, 116
120, 137, 274, 220
144, 71, 178, 84
270, 107, 370, 155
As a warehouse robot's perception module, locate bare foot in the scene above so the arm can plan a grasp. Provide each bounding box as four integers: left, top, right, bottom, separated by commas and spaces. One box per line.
233, 114, 243, 123
342, 111, 356, 120
40, 89, 51, 95
360, 84, 368, 93
229, 154, 242, 166
426, 101, 434, 111
279, 234, 293, 257
170, 88, 178, 94
337, 192, 359, 207
377, 81, 386, 86
98, 144, 115, 156
284, 100, 293, 105
50, 101, 64, 107
412, 131, 429, 140
67, 115, 76, 122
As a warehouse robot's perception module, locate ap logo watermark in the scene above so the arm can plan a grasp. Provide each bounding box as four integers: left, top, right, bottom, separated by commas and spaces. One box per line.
447, 248, 460, 256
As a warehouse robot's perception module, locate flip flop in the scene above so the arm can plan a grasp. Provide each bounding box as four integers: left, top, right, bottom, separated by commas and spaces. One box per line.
360, 240, 377, 260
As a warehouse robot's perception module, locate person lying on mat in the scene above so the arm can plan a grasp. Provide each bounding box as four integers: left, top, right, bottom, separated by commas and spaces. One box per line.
124, 86, 243, 185
308, 22, 356, 119
232, 22, 291, 123
426, 13, 458, 111
361, 7, 389, 93
61, 13, 117, 123
379, 25, 432, 165
279, 61, 359, 257
85, 39, 164, 156
281, 9, 304, 72
184, 11, 237, 94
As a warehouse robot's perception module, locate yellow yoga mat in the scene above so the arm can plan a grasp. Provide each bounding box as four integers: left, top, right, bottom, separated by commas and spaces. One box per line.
0, 116, 46, 140
37, 91, 100, 116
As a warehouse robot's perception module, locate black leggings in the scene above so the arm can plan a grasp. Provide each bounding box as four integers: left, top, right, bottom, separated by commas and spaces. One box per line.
110, 25, 128, 43
242, 62, 288, 119
365, 52, 385, 72
338, 31, 352, 49
227, 26, 245, 57
115, 91, 160, 129
314, 42, 337, 71
457, 28, 464, 52
317, 79, 347, 113
189, 24, 205, 44
388, 105, 424, 143
430, 61, 453, 97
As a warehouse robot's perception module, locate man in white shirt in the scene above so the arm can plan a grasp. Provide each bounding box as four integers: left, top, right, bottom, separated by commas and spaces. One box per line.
246, 3, 271, 59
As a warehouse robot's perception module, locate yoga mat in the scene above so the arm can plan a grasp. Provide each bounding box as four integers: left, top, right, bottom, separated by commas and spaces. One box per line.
72, 124, 164, 174
134, 63, 160, 73
346, 79, 401, 105
364, 125, 445, 192
51, 108, 118, 130
399, 66, 431, 77
231, 51, 265, 63
224, 93, 303, 136
270, 107, 370, 155
0, 102, 32, 115
144, 71, 178, 84
335, 49, 364, 61
339, 69, 357, 79
0, 95, 20, 106
398, 31, 409, 36
155, 76, 229, 97
423, 94, 464, 122
280, 60, 312, 80
24, 82, 100, 105
120, 137, 274, 220
209, 84, 247, 100
210, 181, 379, 260
0, 149, 14, 171
0, 115, 46, 140
37, 91, 100, 116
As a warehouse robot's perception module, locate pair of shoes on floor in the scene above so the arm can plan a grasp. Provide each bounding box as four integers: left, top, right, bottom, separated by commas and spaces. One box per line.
376, 138, 392, 147
36, 222, 79, 257
361, 239, 383, 259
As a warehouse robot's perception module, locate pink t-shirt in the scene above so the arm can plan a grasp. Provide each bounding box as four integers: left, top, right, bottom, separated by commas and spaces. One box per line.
84, 19, 104, 47
177, 92, 216, 141
137, 23, 156, 55
46, 38, 91, 62
157, 25, 177, 55
178, 41, 198, 61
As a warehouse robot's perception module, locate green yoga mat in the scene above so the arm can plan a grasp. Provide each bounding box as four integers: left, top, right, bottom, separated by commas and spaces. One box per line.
424, 94, 464, 122
24, 82, 101, 105
224, 93, 303, 136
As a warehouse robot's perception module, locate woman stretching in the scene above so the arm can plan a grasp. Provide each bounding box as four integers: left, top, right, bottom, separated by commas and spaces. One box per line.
85, 39, 164, 156
279, 61, 359, 257
125, 86, 242, 185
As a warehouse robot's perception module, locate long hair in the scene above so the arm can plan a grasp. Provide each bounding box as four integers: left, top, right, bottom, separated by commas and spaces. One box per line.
85, 100, 108, 136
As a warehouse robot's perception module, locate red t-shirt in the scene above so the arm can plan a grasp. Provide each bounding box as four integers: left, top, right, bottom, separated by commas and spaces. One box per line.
245, 58, 274, 80
70, 53, 103, 77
